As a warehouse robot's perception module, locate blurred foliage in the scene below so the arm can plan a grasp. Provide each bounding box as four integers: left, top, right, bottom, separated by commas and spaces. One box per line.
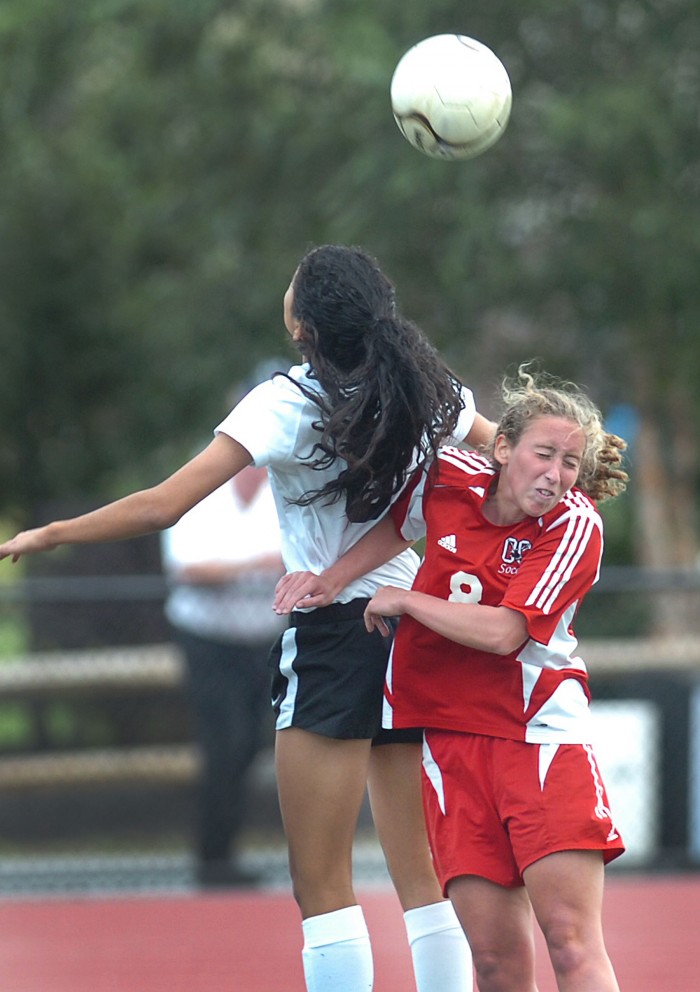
0, 618, 25, 658
0, 522, 26, 654
0, 0, 698, 571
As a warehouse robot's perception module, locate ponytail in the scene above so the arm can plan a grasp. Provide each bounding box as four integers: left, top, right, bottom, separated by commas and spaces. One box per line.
285, 245, 464, 522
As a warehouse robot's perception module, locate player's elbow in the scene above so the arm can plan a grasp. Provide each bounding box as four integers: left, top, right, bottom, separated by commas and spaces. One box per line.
149, 507, 181, 531
488, 611, 528, 655
138, 490, 184, 532
489, 633, 526, 655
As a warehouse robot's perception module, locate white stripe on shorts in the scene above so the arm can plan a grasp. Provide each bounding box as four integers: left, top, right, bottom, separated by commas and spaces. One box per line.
275, 627, 300, 730
422, 736, 446, 815
538, 742, 560, 790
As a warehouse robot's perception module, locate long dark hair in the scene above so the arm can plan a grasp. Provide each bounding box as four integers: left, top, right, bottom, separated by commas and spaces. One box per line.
287, 244, 465, 522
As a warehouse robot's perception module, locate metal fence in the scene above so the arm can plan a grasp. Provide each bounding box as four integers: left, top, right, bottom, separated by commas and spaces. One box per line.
1, 556, 700, 894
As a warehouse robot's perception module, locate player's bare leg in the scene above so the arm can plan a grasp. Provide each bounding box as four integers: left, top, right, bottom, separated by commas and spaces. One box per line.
524, 850, 620, 992
448, 874, 538, 992
369, 742, 473, 992
275, 727, 374, 992
275, 727, 371, 917
367, 742, 443, 909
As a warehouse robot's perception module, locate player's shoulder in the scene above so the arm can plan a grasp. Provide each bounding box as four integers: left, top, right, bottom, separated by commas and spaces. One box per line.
243, 364, 317, 410
272, 363, 327, 405
435, 446, 496, 488
284, 363, 319, 388
543, 487, 603, 534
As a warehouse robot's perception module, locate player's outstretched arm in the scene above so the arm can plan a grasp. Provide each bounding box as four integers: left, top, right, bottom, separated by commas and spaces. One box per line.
0, 434, 252, 564
0, 526, 58, 562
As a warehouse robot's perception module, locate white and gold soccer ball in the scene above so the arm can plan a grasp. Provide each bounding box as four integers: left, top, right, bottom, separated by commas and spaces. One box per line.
390, 34, 512, 161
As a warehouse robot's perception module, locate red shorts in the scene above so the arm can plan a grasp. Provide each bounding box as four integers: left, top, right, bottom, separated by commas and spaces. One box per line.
422, 730, 625, 892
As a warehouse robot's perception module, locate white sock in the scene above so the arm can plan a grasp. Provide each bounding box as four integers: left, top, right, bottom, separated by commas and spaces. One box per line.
301, 905, 373, 992
404, 901, 473, 992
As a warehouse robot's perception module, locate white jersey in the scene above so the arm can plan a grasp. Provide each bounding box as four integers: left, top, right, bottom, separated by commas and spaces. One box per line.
215, 363, 477, 603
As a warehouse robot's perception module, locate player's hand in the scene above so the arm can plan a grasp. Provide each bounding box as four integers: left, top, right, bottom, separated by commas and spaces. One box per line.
364, 586, 409, 636
273, 571, 337, 614
0, 527, 56, 563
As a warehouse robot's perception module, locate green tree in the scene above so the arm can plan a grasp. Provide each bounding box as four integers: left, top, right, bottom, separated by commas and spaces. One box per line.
0, 0, 698, 637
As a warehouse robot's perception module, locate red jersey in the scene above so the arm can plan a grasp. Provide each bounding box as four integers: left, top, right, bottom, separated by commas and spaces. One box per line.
383, 447, 604, 744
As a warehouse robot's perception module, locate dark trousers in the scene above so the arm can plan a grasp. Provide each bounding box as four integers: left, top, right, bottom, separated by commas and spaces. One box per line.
175, 628, 272, 864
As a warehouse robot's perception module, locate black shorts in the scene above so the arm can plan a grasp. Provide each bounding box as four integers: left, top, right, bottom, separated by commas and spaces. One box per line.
269, 599, 422, 745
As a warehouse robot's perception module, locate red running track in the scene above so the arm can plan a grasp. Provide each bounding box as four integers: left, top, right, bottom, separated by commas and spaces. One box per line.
0, 874, 697, 991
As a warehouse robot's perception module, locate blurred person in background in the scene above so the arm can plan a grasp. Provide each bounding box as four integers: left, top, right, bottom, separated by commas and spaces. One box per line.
162, 369, 286, 888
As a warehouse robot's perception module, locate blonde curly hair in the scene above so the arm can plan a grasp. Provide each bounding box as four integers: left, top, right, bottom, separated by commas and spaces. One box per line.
490, 365, 628, 502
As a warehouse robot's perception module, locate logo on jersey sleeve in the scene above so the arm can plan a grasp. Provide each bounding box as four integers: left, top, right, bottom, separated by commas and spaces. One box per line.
499, 537, 532, 576
437, 534, 457, 553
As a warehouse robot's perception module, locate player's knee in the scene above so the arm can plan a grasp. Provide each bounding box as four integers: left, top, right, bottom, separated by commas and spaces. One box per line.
468, 930, 536, 992
541, 920, 587, 978
471, 949, 518, 992
288, 857, 354, 916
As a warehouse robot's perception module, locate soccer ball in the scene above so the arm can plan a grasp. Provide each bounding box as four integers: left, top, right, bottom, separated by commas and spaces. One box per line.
390, 34, 512, 161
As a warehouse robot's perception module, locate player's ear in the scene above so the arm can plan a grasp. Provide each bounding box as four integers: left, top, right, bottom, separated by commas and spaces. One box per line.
493, 433, 511, 467
292, 320, 316, 351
